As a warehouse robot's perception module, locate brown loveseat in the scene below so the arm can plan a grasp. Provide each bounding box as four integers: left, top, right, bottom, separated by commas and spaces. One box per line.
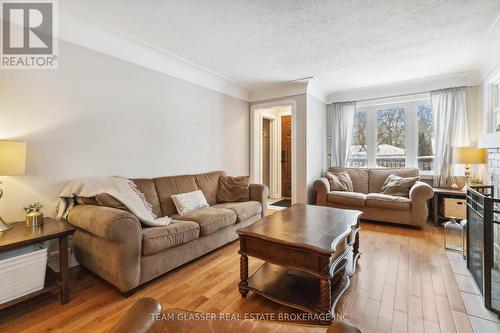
66, 171, 268, 293
111, 298, 361, 333
313, 167, 433, 228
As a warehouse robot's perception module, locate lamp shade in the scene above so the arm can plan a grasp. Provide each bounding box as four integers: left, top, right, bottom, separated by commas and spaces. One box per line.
0, 141, 27, 175
453, 147, 487, 165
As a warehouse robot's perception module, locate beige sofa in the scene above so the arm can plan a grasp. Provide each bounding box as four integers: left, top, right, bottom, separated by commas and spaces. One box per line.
66, 171, 268, 293
313, 167, 433, 228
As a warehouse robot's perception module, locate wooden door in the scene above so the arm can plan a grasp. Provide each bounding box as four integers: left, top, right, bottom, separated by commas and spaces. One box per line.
262, 118, 271, 189
281, 115, 292, 198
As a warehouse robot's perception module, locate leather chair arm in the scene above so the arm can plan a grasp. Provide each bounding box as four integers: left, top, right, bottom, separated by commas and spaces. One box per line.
110, 298, 163, 333
326, 320, 362, 333
67, 204, 142, 242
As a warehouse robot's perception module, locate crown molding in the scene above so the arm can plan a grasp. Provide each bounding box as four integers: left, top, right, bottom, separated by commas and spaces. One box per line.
57, 10, 250, 101
327, 72, 478, 103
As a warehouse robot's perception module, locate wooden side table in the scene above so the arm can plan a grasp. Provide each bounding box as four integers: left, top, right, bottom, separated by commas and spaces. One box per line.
431, 188, 466, 226
0, 217, 75, 310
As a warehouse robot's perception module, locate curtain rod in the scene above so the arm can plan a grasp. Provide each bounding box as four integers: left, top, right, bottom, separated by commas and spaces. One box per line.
336, 85, 480, 104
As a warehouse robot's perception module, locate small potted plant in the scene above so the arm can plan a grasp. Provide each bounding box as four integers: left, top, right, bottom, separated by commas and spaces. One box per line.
24, 202, 44, 227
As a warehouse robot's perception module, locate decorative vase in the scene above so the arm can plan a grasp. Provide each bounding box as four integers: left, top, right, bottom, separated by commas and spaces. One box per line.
26, 212, 44, 227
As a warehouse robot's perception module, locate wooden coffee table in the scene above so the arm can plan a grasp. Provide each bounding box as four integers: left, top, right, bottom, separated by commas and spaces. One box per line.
236, 204, 361, 322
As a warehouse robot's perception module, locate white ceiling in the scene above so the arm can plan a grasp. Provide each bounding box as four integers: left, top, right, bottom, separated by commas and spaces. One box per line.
62, 0, 500, 93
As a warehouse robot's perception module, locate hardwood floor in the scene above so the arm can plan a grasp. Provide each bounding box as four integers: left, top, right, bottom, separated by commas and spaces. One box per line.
0, 218, 472, 333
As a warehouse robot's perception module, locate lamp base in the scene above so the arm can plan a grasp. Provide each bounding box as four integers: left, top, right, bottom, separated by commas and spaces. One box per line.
0, 215, 13, 231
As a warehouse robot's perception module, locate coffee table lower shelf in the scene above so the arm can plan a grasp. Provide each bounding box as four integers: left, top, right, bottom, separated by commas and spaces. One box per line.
241, 262, 350, 320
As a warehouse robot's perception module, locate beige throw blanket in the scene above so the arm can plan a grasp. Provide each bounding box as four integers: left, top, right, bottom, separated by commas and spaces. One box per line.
56, 176, 171, 226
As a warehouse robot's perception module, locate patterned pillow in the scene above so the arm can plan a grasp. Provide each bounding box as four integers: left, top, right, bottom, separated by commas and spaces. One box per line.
325, 171, 354, 192
171, 190, 209, 215
381, 174, 420, 197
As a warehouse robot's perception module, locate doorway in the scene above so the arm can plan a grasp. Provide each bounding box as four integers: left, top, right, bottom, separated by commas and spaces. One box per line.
251, 103, 294, 207
281, 115, 292, 198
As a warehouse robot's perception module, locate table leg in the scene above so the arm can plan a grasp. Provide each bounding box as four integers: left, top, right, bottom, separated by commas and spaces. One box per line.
319, 277, 332, 317
239, 254, 249, 297
433, 194, 439, 225
59, 236, 70, 304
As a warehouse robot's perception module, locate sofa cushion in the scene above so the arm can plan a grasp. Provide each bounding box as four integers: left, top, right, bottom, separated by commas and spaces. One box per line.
212, 201, 262, 223
329, 167, 369, 193
171, 190, 209, 215
325, 171, 354, 192
381, 175, 420, 197
142, 221, 200, 256
366, 193, 411, 210
95, 193, 131, 212
195, 171, 226, 205
131, 178, 163, 217
173, 207, 237, 236
327, 191, 367, 207
369, 168, 419, 193
217, 176, 250, 203
154, 175, 199, 217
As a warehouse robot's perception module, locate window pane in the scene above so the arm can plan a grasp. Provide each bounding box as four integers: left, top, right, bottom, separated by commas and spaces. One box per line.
376, 107, 406, 168
417, 103, 434, 171
347, 111, 367, 167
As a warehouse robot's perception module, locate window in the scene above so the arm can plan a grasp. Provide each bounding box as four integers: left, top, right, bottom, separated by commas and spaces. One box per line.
347, 111, 367, 167
417, 103, 434, 171
347, 96, 434, 173
376, 107, 406, 168
494, 83, 500, 132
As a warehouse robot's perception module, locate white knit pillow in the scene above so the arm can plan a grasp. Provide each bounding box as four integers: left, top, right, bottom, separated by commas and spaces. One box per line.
171, 190, 209, 215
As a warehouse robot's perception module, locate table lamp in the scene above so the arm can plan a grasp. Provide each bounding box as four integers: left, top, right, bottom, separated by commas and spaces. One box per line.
453, 147, 487, 185
0, 141, 27, 231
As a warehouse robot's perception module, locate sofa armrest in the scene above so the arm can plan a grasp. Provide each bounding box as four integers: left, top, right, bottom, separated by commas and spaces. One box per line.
249, 184, 269, 217
409, 181, 434, 202
67, 204, 142, 242
110, 298, 163, 333
313, 178, 330, 206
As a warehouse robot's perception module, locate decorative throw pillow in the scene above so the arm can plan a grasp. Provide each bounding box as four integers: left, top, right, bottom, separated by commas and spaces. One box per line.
325, 171, 354, 192
216, 176, 250, 203
381, 174, 420, 197
171, 190, 209, 215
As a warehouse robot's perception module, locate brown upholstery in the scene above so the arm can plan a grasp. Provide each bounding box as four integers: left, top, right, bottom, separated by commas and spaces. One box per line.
212, 201, 262, 223
154, 175, 198, 217
314, 167, 434, 228
216, 176, 250, 203
111, 298, 362, 333
366, 193, 411, 210
195, 171, 226, 205
67, 171, 268, 293
132, 178, 163, 217
327, 191, 366, 207
95, 193, 130, 212
173, 207, 237, 236
329, 167, 369, 193
368, 167, 419, 193
142, 221, 200, 256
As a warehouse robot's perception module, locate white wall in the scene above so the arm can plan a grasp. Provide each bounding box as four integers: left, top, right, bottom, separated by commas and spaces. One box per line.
306, 95, 327, 203
0, 41, 250, 222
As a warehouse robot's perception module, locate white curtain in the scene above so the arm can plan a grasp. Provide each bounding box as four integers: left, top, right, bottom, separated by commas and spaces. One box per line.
431, 87, 470, 188
327, 102, 356, 167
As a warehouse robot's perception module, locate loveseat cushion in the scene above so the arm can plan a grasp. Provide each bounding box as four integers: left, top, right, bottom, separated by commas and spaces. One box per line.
154, 175, 199, 217
212, 201, 262, 223
195, 171, 226, 205
368, 168, 419, 193
366, 193, 411, 210
327, 191, 367, 207
142, 221, 200, 256
329, 167, 369, 193
172, 207, 237, 236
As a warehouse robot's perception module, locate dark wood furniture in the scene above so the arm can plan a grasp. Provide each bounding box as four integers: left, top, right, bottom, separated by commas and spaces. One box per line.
0, 218, 75, 310
432, 188, 466, 226
236, 204, 361, 322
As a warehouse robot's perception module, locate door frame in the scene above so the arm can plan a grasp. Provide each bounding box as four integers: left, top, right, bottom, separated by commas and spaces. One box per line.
250, 100, 297, 203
